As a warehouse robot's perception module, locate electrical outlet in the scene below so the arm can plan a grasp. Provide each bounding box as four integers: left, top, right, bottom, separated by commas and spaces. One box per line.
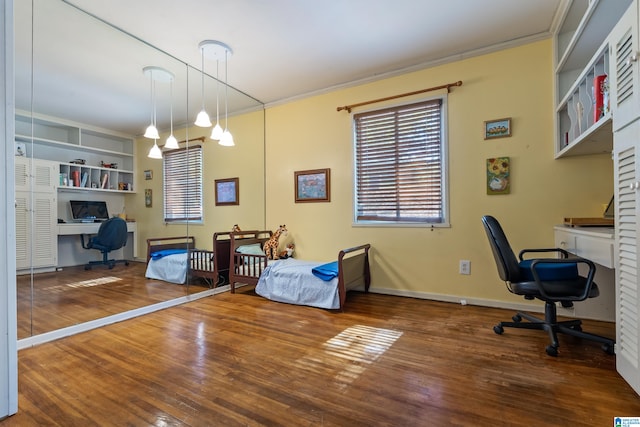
459, 260, 471, 275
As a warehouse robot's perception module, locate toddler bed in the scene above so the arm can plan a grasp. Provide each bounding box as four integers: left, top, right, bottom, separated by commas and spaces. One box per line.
229, 231, 371, 310
145, 233, 233, 286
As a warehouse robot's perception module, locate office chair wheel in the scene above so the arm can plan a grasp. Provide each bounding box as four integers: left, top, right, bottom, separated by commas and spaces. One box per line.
602, 343, 615, 355
546, 345, 558, 357
493, 325, 504, 335
125, 261, 129, 266
572, 325, 582, 332
84, 265, 91, 271
512, 314, 522, 322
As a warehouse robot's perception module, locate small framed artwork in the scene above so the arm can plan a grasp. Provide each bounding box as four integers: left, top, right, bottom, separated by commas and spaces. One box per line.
487, 157, 510, 195
15, 142, 26, 156
215, 177, 239, 206
484, 117, 512, 139
295, 168, 331, 203
144, 169, 153, 180
145, 189, 152, 207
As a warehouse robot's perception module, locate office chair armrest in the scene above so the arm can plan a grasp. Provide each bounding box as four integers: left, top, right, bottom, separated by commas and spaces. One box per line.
529, 257, 596, 301
519, 247, 570, 260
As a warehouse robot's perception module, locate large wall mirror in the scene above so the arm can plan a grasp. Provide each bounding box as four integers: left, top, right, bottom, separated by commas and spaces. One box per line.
15, 0, 265, 341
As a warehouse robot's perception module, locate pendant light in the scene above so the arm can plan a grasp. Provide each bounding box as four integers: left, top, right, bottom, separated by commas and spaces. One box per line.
143, 67, 159, 139
210, 59, 224, 140
195, 41, 212, 127
143, 66, 175, 158
165, 76, 179, 149
219, 47, 235, 146
148, 140, 163, 159
198, 40, 233, 143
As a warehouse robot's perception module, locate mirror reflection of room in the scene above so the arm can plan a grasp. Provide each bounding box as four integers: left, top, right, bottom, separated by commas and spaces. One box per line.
14, 0, 265, 340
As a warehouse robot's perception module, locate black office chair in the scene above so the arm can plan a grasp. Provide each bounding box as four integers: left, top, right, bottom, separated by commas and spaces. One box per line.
80, 217, 130, 270
481, 215, 615, 356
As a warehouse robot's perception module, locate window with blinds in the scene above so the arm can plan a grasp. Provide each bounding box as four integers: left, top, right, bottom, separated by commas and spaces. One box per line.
163, 145, 203, 222
354, 98, 447, 225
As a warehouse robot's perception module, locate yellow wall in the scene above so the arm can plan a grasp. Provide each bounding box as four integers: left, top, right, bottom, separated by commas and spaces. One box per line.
264, 39, 612, 305
132, 39, 612, 307
133, 109, 265, 252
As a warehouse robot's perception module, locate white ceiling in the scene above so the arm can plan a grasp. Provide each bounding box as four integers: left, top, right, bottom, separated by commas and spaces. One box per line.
15, 0, 566, 136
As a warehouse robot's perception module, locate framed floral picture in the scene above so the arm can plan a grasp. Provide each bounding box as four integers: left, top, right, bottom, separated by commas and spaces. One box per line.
486, 157, 510, 195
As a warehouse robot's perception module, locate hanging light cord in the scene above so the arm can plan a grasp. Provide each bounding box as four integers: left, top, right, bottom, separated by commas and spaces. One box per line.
216, 60, 220, 124
169, 78, 174, 134
201, 47, 206, 111
153, 79, 157, 129
224, 50, 229, 130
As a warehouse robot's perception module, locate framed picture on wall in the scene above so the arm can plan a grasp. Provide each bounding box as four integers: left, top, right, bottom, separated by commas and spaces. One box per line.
295, 168, 331, 203
484, 117, 512, 139
145, 189, 152, 207
215, 177, 239, 206
144, 169, 153, 180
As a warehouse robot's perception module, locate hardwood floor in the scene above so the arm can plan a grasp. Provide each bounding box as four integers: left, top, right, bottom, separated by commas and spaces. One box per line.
17, 262, 211, 338
4, 288, 639, 426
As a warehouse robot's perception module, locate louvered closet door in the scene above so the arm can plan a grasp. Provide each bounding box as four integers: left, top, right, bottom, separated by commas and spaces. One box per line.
14, 192, 30, 270
614, 120, 640, 395
611, 0, 639, 132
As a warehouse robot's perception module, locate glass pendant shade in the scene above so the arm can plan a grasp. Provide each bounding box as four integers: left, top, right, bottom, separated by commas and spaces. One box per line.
219, 129, 234, 146
210, 123, 224, 140
195, 110, 212, 127
165, 134, 179, 149
144, 124, 160, 139
148, 141, 163, 159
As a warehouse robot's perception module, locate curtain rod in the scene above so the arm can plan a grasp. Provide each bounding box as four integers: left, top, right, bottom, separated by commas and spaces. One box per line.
337, 80, 463, 113
178, 136, 205, 144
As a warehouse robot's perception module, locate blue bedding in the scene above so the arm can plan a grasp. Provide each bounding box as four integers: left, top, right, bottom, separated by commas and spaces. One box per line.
312, 261, 339, 281
255, 258, 340, 309
150, 248, 188, 260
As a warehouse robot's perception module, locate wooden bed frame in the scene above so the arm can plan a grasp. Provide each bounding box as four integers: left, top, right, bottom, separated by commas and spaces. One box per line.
229, 230, 371, 309
146, 233, 234, 287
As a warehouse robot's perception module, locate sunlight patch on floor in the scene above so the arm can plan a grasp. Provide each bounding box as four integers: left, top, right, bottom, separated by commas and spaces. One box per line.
296, 325, 403, 390
44, 276, 122, 293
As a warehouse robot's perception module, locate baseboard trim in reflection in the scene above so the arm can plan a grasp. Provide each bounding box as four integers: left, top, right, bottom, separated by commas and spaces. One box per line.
17, 284, 233, 350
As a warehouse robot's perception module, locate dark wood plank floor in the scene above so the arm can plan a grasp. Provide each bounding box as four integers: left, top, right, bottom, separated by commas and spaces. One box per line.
4, 288, 639, 426
17, 262, 211, 338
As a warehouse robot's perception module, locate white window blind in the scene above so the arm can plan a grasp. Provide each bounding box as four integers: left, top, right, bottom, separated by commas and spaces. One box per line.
354, 99, 446, 224
163, 145, 203, 222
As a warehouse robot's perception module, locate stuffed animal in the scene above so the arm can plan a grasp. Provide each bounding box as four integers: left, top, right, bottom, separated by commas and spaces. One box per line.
279, 243, 295, 259
264, 225, 288, 259
232, 224, 242, 233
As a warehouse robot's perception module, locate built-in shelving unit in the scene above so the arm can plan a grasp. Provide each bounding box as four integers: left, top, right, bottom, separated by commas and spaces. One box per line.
14, 112, 135, 193
554, 0, 632, 158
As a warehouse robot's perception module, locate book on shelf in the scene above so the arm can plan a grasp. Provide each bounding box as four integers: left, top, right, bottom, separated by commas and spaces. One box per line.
71, 170, 80, 187
101, 173, 109, 189
80, 172, 88, 188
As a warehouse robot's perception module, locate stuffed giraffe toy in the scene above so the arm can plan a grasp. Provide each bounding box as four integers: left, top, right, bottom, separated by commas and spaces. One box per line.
263, 225, 288, 260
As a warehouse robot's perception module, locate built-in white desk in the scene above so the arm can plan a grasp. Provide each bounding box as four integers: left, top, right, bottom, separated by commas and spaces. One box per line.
57, 221, 137, 268
554, 225, 615, 322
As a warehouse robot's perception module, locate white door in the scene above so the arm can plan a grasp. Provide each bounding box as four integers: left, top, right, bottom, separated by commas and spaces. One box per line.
613, 118, 640, 395
610, 0, 640, 132
1, 0, 18, 417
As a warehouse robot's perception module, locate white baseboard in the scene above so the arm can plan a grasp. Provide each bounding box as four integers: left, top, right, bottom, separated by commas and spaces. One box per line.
368, 286, 546, 315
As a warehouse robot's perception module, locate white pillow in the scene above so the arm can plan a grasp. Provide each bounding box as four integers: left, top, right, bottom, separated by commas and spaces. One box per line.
236, 243, 263, 256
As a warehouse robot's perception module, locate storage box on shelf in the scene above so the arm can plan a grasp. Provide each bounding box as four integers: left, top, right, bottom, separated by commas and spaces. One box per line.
15, 112, 135, 193
553, 0, 632, 158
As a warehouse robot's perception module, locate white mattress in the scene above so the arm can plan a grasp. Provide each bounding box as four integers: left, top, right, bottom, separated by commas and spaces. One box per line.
145, 253, 189, 284
255, 258, 340, 309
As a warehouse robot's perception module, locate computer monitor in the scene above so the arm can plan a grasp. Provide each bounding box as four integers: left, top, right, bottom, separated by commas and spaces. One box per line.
70, 200, 109, 221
